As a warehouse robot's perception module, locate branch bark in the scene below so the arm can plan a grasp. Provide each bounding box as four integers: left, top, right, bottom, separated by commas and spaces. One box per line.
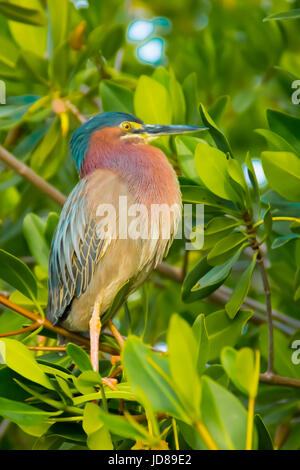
0, 295, 119, 356
0, 145, 66, 206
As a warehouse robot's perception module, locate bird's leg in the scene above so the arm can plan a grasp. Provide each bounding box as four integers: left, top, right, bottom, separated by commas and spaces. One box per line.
89, 302, 119, 390
89, 301, 102, 372
107, 319, 125, 348
107, 319, 124, 367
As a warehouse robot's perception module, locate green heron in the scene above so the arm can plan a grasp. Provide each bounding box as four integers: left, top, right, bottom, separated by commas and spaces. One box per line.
46, 112, 206, 375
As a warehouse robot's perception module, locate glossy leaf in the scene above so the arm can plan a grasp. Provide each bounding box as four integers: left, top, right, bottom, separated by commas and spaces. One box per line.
100, 81, 134, 114
83, 403, 113, 450
205, 309, 253, 361
23, 213, 49, 269
221, 347, 260, 397
0, 397, 54, 426
167, 314, 200, 414
264, 9, 300, 22
0, 249, 37, 300
261, 151, 300, 202
207, 232, 248, 266
0, 338, 55, 390
192, 314, 209, 375
200, 376, 249, 450
195, 142, 240, 203
66, 344, 93, 372
182, 250, 241, 303
0, 1, 46, 25
225, 253, 257, 319
123, 336, 187, 420
199, 103, 232, 156
134, 75, 172, 124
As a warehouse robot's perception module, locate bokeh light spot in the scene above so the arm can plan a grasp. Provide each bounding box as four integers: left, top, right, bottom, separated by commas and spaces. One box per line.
137, 37, 164, 65
127, 20, 155, 42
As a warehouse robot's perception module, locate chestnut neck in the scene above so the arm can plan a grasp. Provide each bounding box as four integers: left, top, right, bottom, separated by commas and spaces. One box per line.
80, 128, 180, 206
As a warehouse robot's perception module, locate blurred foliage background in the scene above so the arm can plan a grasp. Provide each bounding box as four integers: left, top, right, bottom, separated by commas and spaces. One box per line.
0, 0, 300, 451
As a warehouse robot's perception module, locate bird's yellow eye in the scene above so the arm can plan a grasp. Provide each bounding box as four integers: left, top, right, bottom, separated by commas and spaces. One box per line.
121, 121, 131, 131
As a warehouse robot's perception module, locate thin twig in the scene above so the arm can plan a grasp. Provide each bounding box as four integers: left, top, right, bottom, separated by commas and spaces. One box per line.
0, 145, 66, 206
0, 295, 119, 356
0, 322, 39, 337
260, 373, 300, 389
244, 212, 274, 374
28, 346, 69, 351
256, 254, 273, 373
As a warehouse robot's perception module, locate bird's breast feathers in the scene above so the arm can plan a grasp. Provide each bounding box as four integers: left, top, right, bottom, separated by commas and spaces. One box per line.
47, 167, 181, 331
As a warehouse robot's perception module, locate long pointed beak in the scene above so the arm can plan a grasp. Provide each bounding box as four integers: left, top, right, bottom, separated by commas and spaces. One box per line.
134, 124, 208, 137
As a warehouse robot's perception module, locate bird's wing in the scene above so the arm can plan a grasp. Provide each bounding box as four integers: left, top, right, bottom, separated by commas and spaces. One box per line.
46, 170, 118, 325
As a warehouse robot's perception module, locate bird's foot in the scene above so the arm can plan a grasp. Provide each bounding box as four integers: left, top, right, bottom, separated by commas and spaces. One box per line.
107, 320, 125, 348
110, 355, 121, 366
102, 377, 118, 391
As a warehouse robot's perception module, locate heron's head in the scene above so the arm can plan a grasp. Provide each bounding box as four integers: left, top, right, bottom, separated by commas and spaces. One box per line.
70, 111, 207, 172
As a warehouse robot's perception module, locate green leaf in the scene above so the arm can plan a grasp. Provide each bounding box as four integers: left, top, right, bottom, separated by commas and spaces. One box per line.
0, 249, 37, 300
261, 151, 300, 202
167, 314, 200, 415
50, 42, 71, 89
175, 135, 204, 181
100, 81, 134, 114
255, 129, 296, 153
44, 212, 59, 246
264, 9, 300, 22
123, 336, 187, 420
267, 110, 300, 156
182, 251, 241, 303
203, 216, 240, 249
83, 403, 113, 450
227, 159, 249, 197
225, 253, 257, 319
48, 0, 69, 48
23, 213, 49, 269
8, 0, 47, 57
221, 347, 260, 397
180, 185, 226, 211
74, 371, 102, 395
259, 325, 300, 379
254, 414, 273, 450
198, 103, 232, 156
0, 0, 46, 25
18, 49, 48, 85
272, 235, 298, 249
202, 365, 229, 388
91, 24, 124, 59
0, 338, 55, 390
134, 75, 172, 124
96, 407, 156, 445
66, 344, 93, 372
195, 142, 240, 203
192, 314, 209, 375
182, 72, 199, 125
30, 118, 61, 176
207, 232, 248, 266
206, 310, 253, 361
102, 280, 131, 324
208, 95, 229, 123
169, 68, 186, 123
200, 376, 249, 450
0, 397, 54, 426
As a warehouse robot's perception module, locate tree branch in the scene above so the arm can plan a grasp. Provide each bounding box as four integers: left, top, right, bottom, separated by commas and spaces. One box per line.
0, 295, 119, 356
0, 145, 66, 206
260, 372, 300, 389
244, 212, 274, 374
